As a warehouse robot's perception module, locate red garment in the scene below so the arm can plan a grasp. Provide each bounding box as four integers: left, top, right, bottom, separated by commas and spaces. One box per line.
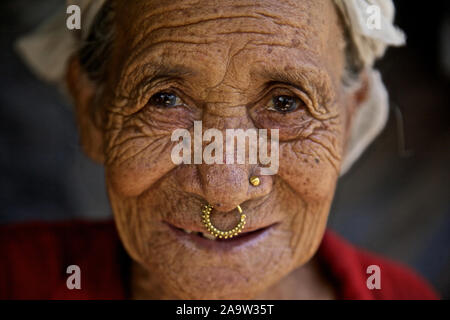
0, 220, 438, 299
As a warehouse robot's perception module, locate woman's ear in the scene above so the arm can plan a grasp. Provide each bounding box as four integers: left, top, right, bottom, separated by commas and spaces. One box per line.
66, 55, 105, 164
344, 69, 370, 140
340, 69, 390, 175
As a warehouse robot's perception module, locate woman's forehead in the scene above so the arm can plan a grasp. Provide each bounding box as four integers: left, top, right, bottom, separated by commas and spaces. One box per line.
114, 0, 344, 95
116, 0, 340, 49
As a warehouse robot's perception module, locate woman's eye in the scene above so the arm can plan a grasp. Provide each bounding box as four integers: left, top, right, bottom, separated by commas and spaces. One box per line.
268, 95, 300, 113
149, 91, 183, 108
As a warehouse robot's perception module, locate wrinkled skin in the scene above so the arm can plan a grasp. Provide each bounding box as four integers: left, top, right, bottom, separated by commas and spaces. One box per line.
67, 0, 367, 299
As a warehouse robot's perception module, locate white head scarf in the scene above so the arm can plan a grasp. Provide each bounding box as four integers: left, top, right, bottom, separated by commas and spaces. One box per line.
15, 0, 405, 175
333, 0, 406, 173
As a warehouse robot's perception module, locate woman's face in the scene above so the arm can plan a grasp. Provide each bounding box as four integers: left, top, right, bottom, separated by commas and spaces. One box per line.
77, 0, 357, 298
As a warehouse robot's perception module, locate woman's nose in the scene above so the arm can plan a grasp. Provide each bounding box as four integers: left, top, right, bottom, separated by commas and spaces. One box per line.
198, 163, 250, 212
176, 111, 273, 212
175, 144, 274, 213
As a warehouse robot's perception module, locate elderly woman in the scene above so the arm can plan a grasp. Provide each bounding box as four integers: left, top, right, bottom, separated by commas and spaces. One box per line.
2, 0, 438, 299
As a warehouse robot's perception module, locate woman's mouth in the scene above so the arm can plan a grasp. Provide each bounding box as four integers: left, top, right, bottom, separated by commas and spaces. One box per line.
164, 221, 278, 251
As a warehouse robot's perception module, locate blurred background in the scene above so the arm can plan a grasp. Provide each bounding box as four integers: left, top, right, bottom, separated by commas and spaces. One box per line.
0, 1, 449, 298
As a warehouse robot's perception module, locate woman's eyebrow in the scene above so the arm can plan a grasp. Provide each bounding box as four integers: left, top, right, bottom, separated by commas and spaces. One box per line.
127, 63, 196, 84
257, 64, 331, 93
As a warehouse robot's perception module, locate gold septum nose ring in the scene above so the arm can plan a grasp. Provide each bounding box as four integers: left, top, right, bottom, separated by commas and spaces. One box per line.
201, 175, 261, 239
201, 204, 246, 239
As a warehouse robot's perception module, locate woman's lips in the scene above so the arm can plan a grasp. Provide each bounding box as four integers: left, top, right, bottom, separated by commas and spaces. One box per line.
164, 221, 278, 251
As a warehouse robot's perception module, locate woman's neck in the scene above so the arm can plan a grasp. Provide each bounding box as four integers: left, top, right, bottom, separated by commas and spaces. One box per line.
130, 257, 336, 300
254, 258, 337, 299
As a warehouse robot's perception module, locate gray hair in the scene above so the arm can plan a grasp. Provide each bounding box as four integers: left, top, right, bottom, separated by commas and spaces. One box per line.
79, 1, 114, 82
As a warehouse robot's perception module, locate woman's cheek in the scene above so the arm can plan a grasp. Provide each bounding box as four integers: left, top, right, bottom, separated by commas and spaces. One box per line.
277, 138, 340, 204
104, 131, 177, 198
103, 107, 195, 197
106, 152, 176, 198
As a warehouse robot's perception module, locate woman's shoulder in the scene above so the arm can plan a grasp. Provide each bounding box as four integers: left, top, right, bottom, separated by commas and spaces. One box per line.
0, 220, 128, 299
318, 230, 439, 300
0, 222, 439, 300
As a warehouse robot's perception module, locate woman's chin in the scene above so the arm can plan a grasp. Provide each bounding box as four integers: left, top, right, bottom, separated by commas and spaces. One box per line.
134, 224, 299, 299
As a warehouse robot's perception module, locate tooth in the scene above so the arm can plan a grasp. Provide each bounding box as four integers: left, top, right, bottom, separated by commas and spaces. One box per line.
183, 229, 192, 234
201, 232, 216, 240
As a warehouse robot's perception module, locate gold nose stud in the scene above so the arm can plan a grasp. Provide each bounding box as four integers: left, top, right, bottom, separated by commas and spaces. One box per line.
249, 176, 260, 187
201, 204, 246, 239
